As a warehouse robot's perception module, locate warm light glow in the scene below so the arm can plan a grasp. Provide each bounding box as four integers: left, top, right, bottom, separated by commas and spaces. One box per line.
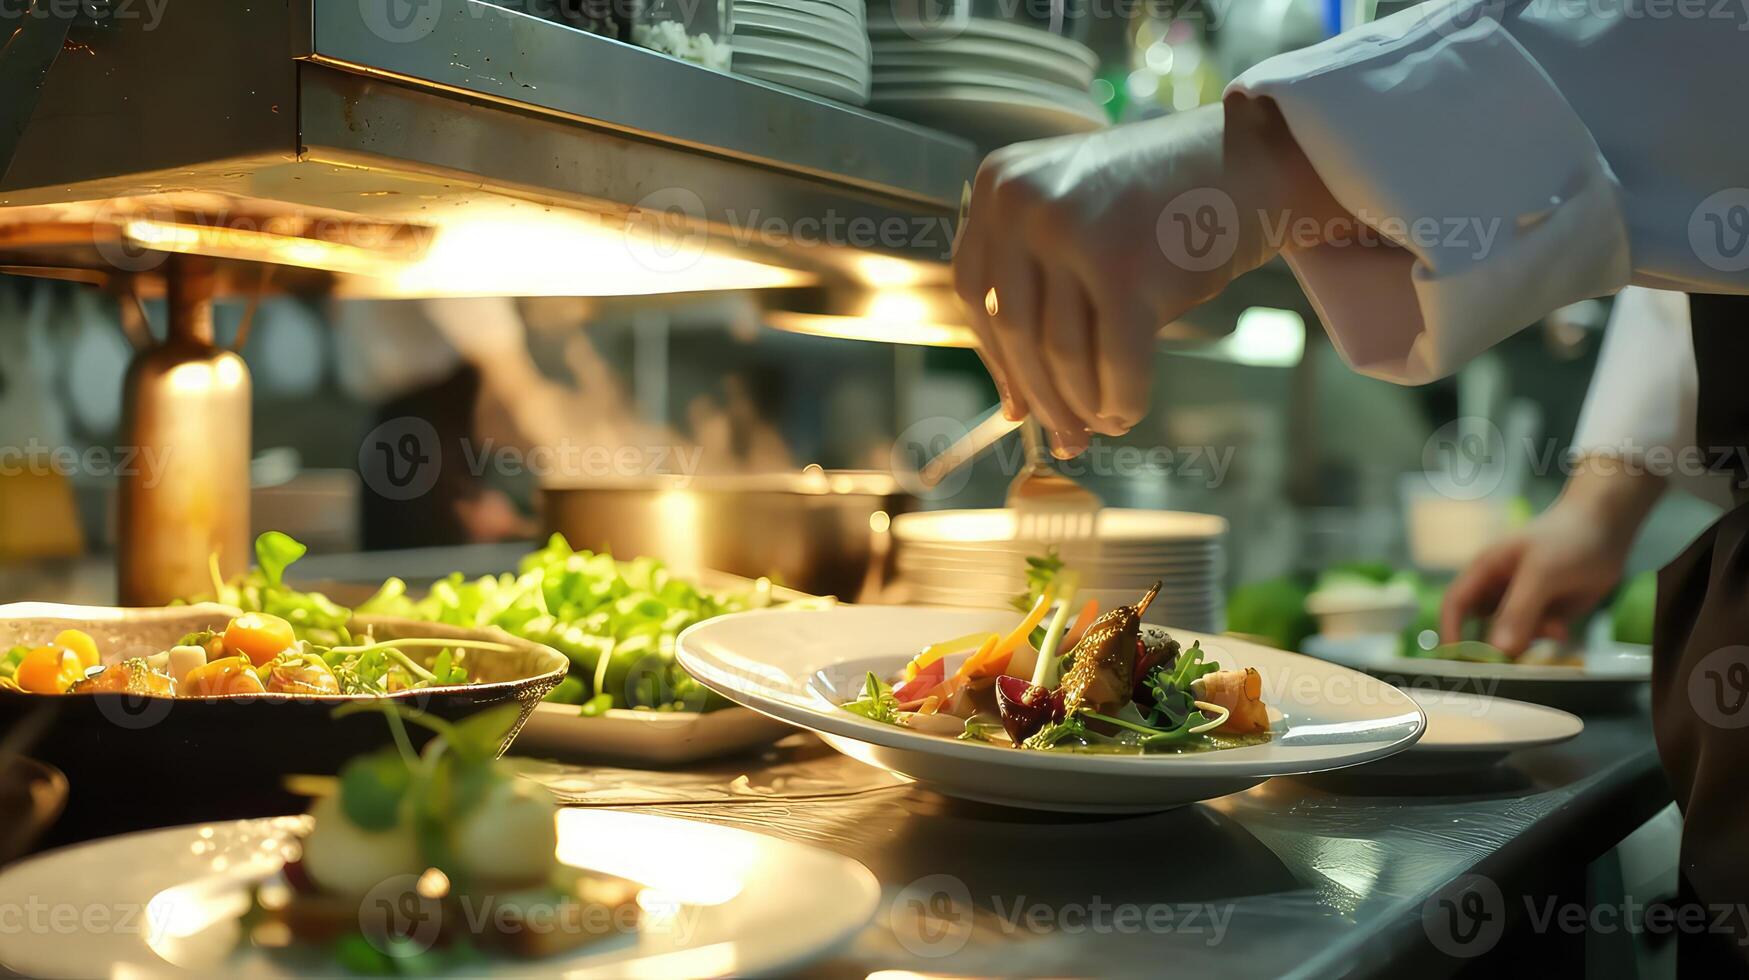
554, 810, 750, 906
852, 254, 926, 289
123, 220, 405, 278
376, 211, 811, 298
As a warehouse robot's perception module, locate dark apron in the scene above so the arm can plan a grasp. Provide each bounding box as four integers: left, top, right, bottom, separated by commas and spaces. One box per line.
1652, 294, 1749, 970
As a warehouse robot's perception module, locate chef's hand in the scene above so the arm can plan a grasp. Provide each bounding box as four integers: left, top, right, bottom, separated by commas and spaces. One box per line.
952, 96, 1350, 457
1439, 462, 1665, 656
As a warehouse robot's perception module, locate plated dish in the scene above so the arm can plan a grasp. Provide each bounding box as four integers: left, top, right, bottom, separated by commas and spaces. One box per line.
1358, 689, 1584, 775
838, 581, 1270, 755
0, 711, 880, 978
1302, 632, 1650, 712
678, 605, 1425, 812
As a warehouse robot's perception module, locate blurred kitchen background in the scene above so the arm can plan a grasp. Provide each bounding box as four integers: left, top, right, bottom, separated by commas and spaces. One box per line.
0, 0, 1719, 611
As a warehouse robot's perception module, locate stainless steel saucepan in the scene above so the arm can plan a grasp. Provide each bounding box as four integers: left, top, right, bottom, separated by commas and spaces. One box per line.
541, 470, 914, 601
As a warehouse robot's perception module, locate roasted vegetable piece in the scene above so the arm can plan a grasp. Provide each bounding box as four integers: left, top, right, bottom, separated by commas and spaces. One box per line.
184, 656, 268, 696
1192, 667, 1270, 734
994, 674, 1063, 742
266, 654, 342, 695
1059, 582, 1160, 716
53, 630, 100, 671
223, 612, 298, 667
15, 646, 85, 694
70, 658, 176, 696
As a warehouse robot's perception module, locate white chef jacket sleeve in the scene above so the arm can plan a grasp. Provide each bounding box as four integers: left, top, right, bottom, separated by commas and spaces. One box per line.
1572, 287, 1695, 460
1229, 0, 1749, 385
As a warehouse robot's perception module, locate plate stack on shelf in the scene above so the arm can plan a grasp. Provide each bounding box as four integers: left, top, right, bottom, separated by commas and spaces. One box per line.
866, 16, 1105, 147
890, 509, 1228, 633
730, 0, 873, 105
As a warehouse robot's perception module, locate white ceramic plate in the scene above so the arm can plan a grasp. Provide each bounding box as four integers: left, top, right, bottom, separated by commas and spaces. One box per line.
736, 61, 870, 105
513, 702, 796, 765
678, 606, 1423, 812
0, 811, 878, 978
893, 508, 1226, 545
731, 35, 870, 81
1358, 690, 1583, 775
1302, 633, 1652, 712
733, 6, 869, 55
866, 16, 1097, 69
871, 39, 1092, 89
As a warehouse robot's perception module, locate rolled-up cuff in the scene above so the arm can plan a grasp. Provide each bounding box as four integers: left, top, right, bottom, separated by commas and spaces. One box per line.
1229, 4, 1632, 384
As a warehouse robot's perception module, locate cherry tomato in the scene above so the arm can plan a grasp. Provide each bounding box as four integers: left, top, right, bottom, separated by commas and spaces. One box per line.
183, 656, 267, 697
16, 646, 84, 694
222, 613, 297, 667
52, 629, 99, 671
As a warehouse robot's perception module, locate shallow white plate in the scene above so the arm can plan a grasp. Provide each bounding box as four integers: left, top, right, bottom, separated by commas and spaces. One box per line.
731, 34, 870, 81
871, 39, 1092, 89
513, 703, 797, 766
736, 61, 870, 105
734, 5, 868, 55
867, 16, 1097, 69
893, 508, 1226, 545
0, 811, 878, 978
1302, 633, 1652, 712
678, 606, 1423, 812
1358, 690, 1583, 774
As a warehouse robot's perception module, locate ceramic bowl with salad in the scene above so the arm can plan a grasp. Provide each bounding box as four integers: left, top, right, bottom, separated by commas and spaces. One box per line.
0, 534, 568, 834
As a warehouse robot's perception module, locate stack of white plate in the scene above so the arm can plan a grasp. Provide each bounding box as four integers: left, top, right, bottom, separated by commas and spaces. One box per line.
731, 0, 872, 105
866, 16, 1105, 146
890, 509, 1227, 633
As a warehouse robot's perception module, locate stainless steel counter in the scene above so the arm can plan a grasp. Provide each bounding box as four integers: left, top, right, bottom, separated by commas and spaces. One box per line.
1, 547, 1672, 977
521, 712, 1666, 978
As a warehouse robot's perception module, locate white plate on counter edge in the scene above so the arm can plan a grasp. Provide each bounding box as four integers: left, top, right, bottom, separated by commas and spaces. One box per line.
513, 701, 797, 766
1303, 633, 1650, 713
0, 810, 879, 979
1356, 689, 1583, 775
678, 605, 1425, 813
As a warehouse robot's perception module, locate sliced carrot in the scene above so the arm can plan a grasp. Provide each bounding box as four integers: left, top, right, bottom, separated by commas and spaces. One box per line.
987, 593, 1053, 663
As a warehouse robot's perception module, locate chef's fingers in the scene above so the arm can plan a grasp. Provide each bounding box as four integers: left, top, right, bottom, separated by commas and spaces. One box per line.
972, 328, 1028, 422
986, 243, 1086, 457
1487, 567, 1551, 657
1439, 541, 1522, 642
1091, 296, 1157, 435
1038, 264, 1108, 434
952, 194, 1022, 417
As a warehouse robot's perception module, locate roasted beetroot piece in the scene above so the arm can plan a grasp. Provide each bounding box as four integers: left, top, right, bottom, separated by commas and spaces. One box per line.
995, 675, 1062, 743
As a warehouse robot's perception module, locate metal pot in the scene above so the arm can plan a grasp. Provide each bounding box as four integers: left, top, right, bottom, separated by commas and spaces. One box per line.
540, 470, 913, 601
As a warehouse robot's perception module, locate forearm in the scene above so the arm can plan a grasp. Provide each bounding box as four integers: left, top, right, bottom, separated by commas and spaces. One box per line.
1556, 458, 1667, 553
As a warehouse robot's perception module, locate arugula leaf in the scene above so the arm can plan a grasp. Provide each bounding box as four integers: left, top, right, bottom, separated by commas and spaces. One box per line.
958, 717, 997, 742
1022, 713, 1094, 750
841, 671, 900, 725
